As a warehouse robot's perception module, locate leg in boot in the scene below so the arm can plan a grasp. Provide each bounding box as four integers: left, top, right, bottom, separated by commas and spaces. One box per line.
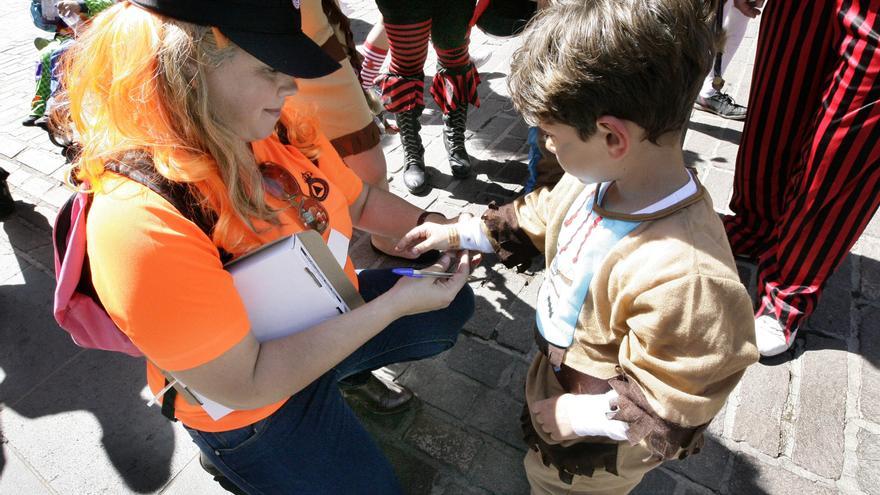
372, 14, 432, 193
24, 42, 54, 126
431, 52, 480, 179
442, 104, 471, 178
395, 108, 428, 193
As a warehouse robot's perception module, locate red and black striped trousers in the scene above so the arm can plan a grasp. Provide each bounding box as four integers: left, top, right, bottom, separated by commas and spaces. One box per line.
724, 0, 880, 334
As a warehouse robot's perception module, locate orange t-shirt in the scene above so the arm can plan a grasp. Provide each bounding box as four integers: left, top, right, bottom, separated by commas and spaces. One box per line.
87, 133, 363, 432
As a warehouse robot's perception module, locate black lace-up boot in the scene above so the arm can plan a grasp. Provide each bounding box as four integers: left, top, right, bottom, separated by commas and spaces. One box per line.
442, 105, 471, 178
396, 108, 428, 193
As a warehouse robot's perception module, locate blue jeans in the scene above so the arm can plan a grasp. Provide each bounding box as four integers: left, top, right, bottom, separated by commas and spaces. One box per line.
184, 269, 474, 494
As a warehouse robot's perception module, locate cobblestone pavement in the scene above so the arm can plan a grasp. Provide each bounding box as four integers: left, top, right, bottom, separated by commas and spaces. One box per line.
2, 2, 879, 494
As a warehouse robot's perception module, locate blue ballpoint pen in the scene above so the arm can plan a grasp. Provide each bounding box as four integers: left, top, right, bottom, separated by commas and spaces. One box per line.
392, 268, 454, 278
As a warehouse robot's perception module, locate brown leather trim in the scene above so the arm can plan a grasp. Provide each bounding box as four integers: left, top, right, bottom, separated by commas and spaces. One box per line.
322, 0, 362, 72
481, 201, 541, 271
534, 328, 612, 395
329, 121, 381, 157
608, 374, 707, 461
320, 35, 349, 64
557, 364, 612, 395
521, 404, 619, 484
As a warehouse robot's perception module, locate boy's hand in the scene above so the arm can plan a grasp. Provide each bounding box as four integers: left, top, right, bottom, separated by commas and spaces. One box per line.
531, 391, 630, 442
733, 0, 764, 18
531, 394, 580, 442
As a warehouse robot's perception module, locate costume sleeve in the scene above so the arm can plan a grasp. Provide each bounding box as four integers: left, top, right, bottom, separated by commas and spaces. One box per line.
88, 182, 251, 372
481, 183, 559, 269
482, 173, 585, 270
81, 0, 114, 17
609, 275, 758, 460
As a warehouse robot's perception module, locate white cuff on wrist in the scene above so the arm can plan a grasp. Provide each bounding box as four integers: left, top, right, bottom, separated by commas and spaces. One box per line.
456, 217, 495, 253
566, 390, 630, 441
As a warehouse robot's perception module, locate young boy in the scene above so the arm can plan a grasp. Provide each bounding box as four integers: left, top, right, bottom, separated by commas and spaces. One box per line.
397, 0, 759, 492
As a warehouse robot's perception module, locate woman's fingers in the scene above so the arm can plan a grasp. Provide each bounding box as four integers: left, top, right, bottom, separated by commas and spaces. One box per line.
441, 251, 471, 288
455, 250, 471, 274
428, 253, 454, 273
469, 252, 483, 270
395, 226, 428, 253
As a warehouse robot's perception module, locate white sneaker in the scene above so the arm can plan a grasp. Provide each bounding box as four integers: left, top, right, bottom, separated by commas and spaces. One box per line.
755, 315, 798, 357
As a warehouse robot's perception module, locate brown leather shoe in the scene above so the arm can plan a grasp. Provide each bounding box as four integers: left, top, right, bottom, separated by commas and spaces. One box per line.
341, 372, 414, 414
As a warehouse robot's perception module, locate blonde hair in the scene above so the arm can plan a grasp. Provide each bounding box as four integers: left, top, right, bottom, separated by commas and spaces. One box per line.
58, 2, 320, 253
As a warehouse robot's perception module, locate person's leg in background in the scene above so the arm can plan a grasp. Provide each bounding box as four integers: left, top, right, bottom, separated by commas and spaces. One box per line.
723, 0, 837, 260
695, 0, 751, 120
359, 20, 388, 91
0, 167, 14, 219
750, 0, 880, 356
375, 0, 433, 193
430, 0, 479, 180
525, 127, 565, 193
22, 39, 58, 127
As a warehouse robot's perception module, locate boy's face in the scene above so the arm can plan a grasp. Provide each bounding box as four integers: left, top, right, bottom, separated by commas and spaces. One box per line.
540, 121, 621, 184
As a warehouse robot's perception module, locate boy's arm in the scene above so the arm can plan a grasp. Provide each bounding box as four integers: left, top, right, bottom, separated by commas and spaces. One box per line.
482, 178, 572, 269
609, 275, 759, 460
396, 175, 580, 266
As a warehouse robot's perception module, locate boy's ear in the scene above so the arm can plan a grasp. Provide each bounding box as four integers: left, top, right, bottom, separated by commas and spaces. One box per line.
596, 116, 629, 159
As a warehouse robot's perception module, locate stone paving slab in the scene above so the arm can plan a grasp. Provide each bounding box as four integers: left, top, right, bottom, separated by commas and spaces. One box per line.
0, 2, 878, 495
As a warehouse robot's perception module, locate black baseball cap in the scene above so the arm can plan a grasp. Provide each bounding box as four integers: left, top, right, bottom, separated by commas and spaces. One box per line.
130, 0, 341, 79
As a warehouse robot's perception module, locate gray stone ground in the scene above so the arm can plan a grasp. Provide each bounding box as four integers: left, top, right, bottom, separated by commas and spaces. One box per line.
1, 2, 879, 494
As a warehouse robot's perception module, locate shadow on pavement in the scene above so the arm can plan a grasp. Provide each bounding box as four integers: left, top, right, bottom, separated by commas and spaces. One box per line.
735, 252, 879, 369
688, 120, 743, 145
0, 200, 177, 493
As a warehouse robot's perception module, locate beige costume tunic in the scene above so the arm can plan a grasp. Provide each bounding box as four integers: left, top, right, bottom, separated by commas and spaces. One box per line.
483, 173, 758, 493
286, 0, 380, 157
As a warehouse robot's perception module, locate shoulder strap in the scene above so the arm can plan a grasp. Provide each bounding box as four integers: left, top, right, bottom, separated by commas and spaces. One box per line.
104, 153, 233, 263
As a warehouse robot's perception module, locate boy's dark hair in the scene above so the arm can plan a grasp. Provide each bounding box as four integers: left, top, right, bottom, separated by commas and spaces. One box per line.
508, 0, 716, 143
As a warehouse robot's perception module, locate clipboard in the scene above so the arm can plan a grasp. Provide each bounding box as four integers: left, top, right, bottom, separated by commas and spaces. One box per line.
224, 230, 364, 341
181, 230, 364, 420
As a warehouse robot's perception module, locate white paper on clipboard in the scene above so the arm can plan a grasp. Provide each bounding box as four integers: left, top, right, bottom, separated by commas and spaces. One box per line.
181, 230, 364, 420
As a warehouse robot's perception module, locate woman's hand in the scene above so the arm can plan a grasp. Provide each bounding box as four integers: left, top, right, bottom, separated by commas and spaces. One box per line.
384, 250, 473, 317
394, 222, 456, 257
395, 213, 473, 257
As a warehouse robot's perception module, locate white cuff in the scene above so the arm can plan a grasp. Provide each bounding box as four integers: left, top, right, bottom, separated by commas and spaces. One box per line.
456, 216, 495, 253
563, 390, 630, 441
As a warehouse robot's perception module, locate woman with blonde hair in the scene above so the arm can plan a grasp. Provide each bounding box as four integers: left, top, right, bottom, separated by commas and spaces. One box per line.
59, 1, 475, 492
